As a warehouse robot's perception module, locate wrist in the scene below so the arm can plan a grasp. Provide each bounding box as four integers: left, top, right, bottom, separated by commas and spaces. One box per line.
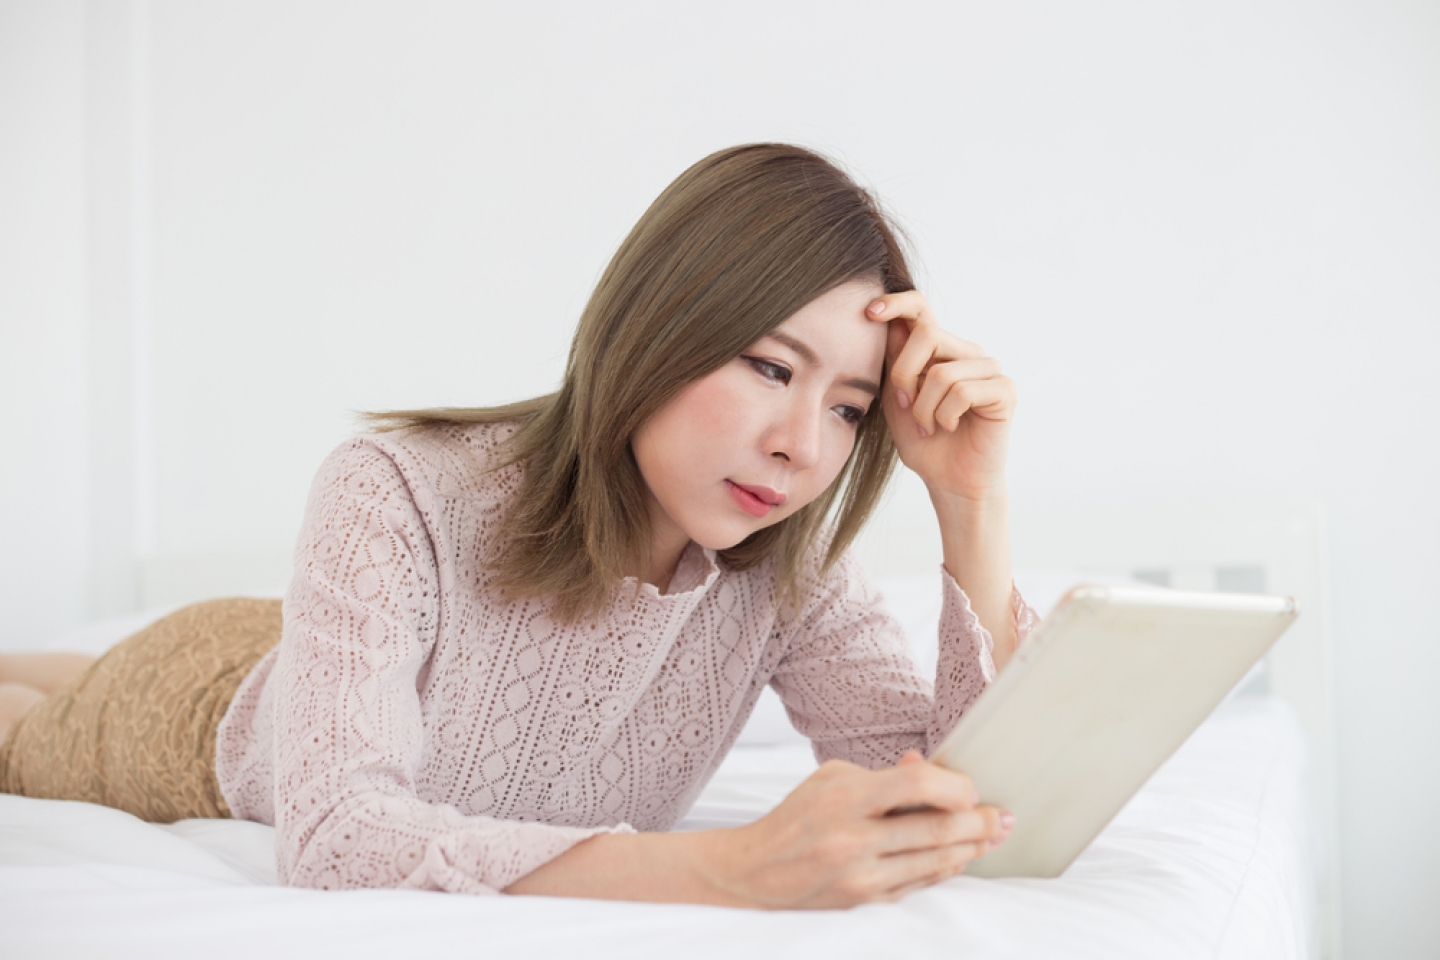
504, 829, 754, 907
927, 483, 1009, 519
685, 825, 762, 908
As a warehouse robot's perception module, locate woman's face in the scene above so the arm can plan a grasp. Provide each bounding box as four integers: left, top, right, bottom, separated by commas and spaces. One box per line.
632, 278, 888, 559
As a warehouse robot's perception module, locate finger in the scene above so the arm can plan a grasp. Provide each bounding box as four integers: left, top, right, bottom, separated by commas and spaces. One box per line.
888, 334, 989, 416
867, 291, 937, 327
876, 833, 1006, 901
811, 757, 866, 784
871, 840, 989, 893
875, 875, 941, 903
909, 359, 1005, 436
886, 321, 939, 412
872, 806, 1008, 856
895, 749, 925, 767
877, 301, 985, 363
884, 316, 909, 373
865, 760, 978, 816
932, 376, 1016, 433
869, 294, 985, 362
916, 373, 1015, 436
924, 328, 987, 363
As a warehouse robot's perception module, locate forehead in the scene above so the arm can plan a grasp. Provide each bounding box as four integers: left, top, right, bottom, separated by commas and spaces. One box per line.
771, 279, 887, 379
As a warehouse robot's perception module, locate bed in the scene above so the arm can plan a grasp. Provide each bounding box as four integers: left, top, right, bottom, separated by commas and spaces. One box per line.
0, 497, 1341, 959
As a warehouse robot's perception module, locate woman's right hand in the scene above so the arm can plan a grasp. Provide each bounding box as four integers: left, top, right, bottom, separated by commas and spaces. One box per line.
504, 751, 1010, 908
699, 750, 1013, 909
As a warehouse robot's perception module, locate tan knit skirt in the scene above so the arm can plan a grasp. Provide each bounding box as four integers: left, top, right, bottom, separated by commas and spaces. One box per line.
0, 597, 282, 823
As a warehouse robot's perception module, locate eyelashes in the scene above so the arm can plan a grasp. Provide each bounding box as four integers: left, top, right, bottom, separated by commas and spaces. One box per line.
742, 356, 868, 426
744, 356, 792, 385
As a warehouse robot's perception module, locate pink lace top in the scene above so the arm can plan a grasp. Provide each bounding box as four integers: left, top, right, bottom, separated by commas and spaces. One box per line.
215, 422, 1038, 895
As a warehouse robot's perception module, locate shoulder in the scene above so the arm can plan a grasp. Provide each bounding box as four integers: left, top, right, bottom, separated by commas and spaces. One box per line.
773, 526, 886, 626
297, 421, 527, 580
316, 420, 524, 505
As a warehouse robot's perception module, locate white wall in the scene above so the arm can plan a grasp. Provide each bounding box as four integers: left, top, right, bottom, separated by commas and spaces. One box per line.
0, 1, 89, 642
2, 1, 1437, 955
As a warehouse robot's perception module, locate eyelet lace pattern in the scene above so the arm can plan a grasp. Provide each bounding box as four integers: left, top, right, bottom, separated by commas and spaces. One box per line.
215, 422, 1036, 894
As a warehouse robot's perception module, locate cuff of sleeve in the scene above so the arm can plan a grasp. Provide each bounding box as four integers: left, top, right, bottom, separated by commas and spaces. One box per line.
399, 820, 638, 896
937, 569, 1042, 684
1012, 582, 1041, 647
938, 568, 996, 684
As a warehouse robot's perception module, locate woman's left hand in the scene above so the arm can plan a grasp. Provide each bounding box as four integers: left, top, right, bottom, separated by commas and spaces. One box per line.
868, 292, 1016, 502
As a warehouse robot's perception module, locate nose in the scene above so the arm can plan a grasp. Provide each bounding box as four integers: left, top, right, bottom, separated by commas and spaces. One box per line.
765, 399, 823, 471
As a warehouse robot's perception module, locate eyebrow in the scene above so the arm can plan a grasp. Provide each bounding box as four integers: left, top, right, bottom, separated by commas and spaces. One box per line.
764, 331, 880, 398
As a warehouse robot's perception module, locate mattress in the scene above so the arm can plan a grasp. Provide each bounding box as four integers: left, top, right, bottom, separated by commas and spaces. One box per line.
0, 573, 1316, 959
0, 695, 1308, 960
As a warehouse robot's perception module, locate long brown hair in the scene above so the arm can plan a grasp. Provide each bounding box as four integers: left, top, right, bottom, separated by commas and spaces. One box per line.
369, 143, 914, 620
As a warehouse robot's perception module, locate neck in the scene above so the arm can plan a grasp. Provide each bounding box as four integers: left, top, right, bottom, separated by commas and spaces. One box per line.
628, 485, 693, 594
633, 506, 694, 595
636, 523, 690, 596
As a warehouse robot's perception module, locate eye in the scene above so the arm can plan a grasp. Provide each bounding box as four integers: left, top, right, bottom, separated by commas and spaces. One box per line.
835, 404, 867, 427
743, 356, 791, 385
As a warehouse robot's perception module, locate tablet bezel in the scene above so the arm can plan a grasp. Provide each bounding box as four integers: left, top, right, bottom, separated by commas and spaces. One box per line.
932, 584, 1297, 879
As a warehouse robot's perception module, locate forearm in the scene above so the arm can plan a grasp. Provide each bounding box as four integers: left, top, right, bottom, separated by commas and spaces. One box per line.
503, 829, 746, 906
930, 488, 1018, 670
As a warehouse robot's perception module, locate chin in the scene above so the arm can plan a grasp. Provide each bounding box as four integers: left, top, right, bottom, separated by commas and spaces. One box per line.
693, 529, 753, 552
690, 517, 782, 553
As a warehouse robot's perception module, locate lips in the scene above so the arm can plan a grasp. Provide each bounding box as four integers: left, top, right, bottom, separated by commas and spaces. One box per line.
726, 481, 787, 519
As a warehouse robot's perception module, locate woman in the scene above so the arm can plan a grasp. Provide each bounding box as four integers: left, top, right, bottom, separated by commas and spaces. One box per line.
0, 143, 1034, 908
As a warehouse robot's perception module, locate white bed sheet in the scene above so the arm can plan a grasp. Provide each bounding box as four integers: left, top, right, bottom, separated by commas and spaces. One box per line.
1, 571, 1313, 957
0, 696, 1310, 960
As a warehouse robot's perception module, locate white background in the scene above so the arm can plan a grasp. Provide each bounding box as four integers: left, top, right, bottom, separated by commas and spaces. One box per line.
2, 1, 1436, 955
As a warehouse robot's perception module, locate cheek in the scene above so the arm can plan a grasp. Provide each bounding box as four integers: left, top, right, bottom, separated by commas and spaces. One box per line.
808, 431, 859, 497
665, 368, 764, 446
636, 371, 755, 479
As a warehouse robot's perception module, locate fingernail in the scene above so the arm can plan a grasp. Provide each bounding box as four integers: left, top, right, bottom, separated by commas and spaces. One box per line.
917, 425, 929, 438
869, 300, 886, 315
896, 390, 910, 410
1000, 812, 1016, 831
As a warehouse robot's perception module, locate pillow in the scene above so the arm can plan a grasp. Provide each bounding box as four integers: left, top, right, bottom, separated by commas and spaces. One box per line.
39, 593, 283, 657
37, 607, 184, 656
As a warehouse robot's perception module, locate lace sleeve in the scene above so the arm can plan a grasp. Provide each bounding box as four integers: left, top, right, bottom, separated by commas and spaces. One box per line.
270, 439, 627, 895
767, 553, 1039, 769
926, 568, 1040, 747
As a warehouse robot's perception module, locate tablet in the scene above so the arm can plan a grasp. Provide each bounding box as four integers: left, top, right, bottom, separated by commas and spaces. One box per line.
931, 584, 1298, 879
